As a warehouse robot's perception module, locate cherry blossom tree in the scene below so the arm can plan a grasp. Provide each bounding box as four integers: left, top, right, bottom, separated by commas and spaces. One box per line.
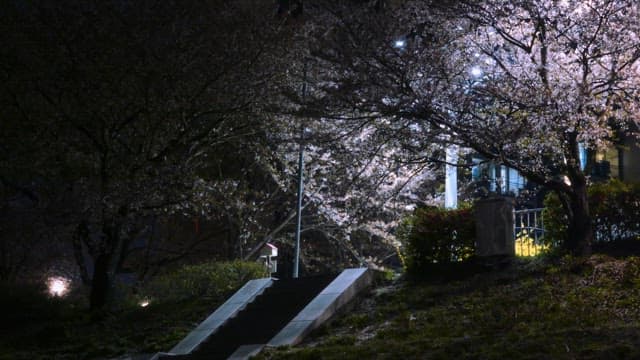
261, 2, 447, 266
299, 0, 640, 255
267, 114, 442, 265
434, 0, 640, 254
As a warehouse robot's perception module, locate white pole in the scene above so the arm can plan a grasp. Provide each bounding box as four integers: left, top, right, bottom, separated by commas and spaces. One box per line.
445, 145, 458, 209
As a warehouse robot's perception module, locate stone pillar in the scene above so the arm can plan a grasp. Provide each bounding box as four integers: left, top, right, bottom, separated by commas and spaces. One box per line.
475, 196, 515, 257
445, 145, 458, 209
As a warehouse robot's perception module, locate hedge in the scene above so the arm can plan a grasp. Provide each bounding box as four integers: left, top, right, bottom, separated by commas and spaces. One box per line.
398, 206, 475, 278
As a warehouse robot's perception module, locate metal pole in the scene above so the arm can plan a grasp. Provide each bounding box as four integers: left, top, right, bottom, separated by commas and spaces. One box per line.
292, 130, 304, 278
293, 60, 307, 279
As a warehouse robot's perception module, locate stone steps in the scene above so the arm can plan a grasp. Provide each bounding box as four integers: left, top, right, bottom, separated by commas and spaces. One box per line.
152, 268, 373, 360
180, 275, 335, 360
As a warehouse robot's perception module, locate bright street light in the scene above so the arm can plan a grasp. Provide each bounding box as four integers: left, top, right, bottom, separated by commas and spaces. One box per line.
470, 65, 483, 78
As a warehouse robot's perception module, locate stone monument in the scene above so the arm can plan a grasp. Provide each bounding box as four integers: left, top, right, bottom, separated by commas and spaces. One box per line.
475, 196, 515, 257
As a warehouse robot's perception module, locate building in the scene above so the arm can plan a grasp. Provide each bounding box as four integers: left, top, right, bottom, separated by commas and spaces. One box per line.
463, 136, 640, 208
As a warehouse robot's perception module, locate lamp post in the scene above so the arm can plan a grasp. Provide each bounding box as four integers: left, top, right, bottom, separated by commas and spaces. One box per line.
292, 125, 305, 278
293, 60, 308, 279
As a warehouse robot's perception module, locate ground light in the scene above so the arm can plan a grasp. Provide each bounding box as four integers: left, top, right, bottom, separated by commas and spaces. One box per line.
47, 276, 70, 297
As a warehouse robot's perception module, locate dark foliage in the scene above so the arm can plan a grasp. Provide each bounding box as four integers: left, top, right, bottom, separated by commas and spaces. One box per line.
544, 180, 640, 244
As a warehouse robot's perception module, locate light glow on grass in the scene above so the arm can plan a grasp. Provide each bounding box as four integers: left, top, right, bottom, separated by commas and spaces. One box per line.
139, 300, 150, 307
515, 234, 549, 257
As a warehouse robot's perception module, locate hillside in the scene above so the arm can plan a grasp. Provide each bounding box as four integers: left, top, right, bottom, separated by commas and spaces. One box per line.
1, 252, 639, 359
257, 254, 640, 360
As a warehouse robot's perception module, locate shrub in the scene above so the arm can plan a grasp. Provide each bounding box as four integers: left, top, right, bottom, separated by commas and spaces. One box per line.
140, 260, 268, 304
543, 179, 640, 244
0, 281, 68, 328
398, 206, 475, 278
590, 180, 640, 242
542, 193, 566, 246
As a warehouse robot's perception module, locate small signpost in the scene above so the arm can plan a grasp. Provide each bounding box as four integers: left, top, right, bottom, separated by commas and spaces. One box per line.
259, 243, 278, 275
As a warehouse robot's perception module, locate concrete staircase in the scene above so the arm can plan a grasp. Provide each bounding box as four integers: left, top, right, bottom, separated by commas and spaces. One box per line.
152, 268, 372, 360
177, 275, 334, 359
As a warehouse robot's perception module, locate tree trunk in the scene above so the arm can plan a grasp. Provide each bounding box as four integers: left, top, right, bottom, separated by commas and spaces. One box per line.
564, 182, 593, 256
72, 220, 92, 286
89, 216, 128, 310
90, 252, 111, 310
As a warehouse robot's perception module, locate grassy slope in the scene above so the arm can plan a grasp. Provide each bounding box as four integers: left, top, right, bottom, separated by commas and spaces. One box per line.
257, 254, 640, 360
1, 254, 639, 359
0, 260, 266, 360
0, 290, 225, 360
